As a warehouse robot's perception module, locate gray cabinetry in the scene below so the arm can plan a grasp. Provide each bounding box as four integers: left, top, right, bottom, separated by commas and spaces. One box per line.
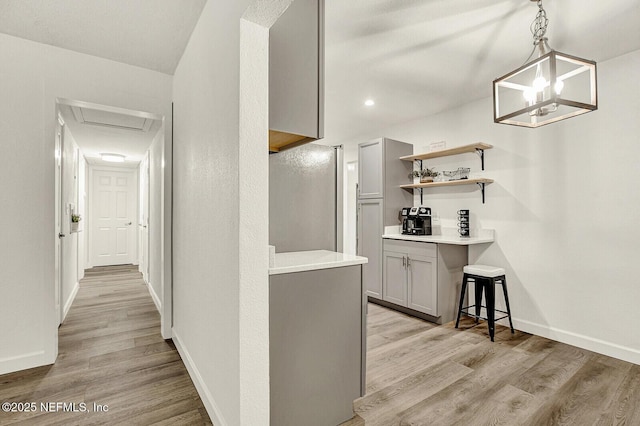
382, 249, 407, 306
357, 138, 413, 301
407, 253, 438, 316
270, 265, 364, 426
269, 0, 324, 152
358, 199, 383, 298
357, 139, 383, 199
382, 239, 466, 324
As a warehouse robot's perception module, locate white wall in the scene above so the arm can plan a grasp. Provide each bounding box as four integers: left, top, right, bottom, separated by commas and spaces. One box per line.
171, 0, 286, 423
171, 1, 245, 424
61, 126, 80, 321
330, 49, 640, 364
0, 32, 172, 375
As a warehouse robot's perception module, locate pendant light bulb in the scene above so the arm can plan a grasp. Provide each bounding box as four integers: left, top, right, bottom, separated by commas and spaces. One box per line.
523, 87, 537, 104
554, 79, 564, 95
533, 76, 547, 92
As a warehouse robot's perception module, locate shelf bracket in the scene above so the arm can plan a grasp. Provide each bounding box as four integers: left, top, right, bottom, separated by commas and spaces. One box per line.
414, 160, 424, 204
475, 149, 485, 170
477, 182, 486, 204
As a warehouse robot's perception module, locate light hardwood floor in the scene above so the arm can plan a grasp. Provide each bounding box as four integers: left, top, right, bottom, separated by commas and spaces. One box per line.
343, 302, 640, 426
0, 265, 212, 425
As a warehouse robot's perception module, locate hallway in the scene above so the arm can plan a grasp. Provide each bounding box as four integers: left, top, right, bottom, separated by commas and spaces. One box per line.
0, 265, 211, 425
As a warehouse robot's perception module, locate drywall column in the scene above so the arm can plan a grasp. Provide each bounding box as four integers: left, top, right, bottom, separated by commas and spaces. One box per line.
240, 2, 294, 424
239, 19, 270, 426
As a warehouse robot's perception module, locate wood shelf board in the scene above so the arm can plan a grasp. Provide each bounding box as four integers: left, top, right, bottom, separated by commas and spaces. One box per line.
400, 142, 493, 162
269, 130, 310, 153
399, 178, 494, 189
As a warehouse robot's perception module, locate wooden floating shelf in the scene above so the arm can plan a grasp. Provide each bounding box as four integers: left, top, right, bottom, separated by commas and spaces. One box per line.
399, 142, 493, 162
400, 178, 494, 189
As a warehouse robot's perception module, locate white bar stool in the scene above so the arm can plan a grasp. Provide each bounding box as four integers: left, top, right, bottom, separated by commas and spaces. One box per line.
455, 265, 514, 341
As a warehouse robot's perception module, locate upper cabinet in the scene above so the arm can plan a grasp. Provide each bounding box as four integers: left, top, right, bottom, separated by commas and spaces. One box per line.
269, 0, 325, 153
358, 139, 384, 199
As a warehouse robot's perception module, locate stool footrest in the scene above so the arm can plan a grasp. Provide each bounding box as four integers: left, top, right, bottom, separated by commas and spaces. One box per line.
459, 305, 510, 322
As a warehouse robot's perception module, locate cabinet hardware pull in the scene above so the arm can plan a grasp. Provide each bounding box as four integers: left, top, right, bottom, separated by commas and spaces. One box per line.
402, 256, 406, 267
407, 257, 411, 266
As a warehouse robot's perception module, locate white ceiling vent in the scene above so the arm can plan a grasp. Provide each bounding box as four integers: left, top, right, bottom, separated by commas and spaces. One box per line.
71, 106, 153, 132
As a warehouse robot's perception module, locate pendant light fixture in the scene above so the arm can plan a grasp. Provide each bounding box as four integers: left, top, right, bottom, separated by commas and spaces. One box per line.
493, 0, 597, 128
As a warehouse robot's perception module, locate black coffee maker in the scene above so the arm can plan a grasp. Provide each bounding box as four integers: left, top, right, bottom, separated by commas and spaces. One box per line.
401, 206, 432, 235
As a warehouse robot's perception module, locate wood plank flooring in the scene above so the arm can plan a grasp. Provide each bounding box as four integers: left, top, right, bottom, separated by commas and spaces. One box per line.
5, 270, 640, 425
342, 302, 640, 426
0, 265, 212, 425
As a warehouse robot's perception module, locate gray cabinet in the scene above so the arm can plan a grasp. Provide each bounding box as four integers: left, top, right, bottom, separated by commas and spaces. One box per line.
269, 0, 324, 152
357, 139, 384, 199
382, 249, 407, 306
407, 253, 438, 316
383, 241, 437, 315
358, 199, 383, 298
382, 239, 466, 324
270, 265, 364, 426
357, 138, 413, 301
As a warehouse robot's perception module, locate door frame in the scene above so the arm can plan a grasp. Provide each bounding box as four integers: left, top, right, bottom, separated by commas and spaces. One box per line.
55, 97, 173, 343
87, 165, 139, 268
54, 113, 65, 326
139, 151, 150, 283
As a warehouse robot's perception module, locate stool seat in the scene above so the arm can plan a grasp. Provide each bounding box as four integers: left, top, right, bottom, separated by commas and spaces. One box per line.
463, 264, 505, 278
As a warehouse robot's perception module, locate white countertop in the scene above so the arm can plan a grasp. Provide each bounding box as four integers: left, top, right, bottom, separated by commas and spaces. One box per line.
269, 250, 368, 275
382, 226, 495, 246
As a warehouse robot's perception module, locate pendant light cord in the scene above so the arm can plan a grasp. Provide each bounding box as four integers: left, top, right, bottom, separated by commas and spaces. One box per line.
523, 0, 552, 64
530, 0, 549, 43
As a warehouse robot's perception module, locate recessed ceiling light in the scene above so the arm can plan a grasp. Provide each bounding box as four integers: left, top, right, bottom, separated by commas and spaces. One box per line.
364, 99, 375, 107
101, 153, 125, 163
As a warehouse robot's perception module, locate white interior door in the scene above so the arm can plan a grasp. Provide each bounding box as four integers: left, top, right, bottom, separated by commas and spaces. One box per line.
90, 168, 138, 266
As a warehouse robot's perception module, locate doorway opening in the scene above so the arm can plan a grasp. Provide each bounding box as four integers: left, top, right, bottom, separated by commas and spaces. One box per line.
54, 98, 172, 342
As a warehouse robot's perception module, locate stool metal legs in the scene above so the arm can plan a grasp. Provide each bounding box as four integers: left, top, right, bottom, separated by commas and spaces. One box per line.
499, 276, 515, 334
455, 274, 468, 329
474, 278, 484, 324
485, 278, 495, 341
455, 273, 514, 342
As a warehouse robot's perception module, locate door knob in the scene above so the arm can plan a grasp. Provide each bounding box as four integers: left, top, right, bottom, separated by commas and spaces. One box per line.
126, 222, 132, 226
59, 233, 66, 238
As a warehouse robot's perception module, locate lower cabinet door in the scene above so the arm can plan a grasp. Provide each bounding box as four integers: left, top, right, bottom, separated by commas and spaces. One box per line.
358, 199, 383, 298
407, 254, 437, 315
382, 250, 407, 307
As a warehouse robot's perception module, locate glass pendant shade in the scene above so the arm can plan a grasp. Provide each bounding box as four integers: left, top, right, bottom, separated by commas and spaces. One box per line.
493, 49, 597, 127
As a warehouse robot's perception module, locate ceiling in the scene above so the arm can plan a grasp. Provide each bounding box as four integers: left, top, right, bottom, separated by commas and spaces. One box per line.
0, 0, 206, 75
324, 0, 640, 141
59, 103, 162, 167
1, 0, 639, 142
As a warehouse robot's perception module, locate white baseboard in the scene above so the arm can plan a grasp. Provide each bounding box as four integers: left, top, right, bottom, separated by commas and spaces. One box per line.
172, 329, 228, 426
62, 281, 80, 322
146, 281, 162, 313
513, 318, 640, 365
0, 350, 47, 376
